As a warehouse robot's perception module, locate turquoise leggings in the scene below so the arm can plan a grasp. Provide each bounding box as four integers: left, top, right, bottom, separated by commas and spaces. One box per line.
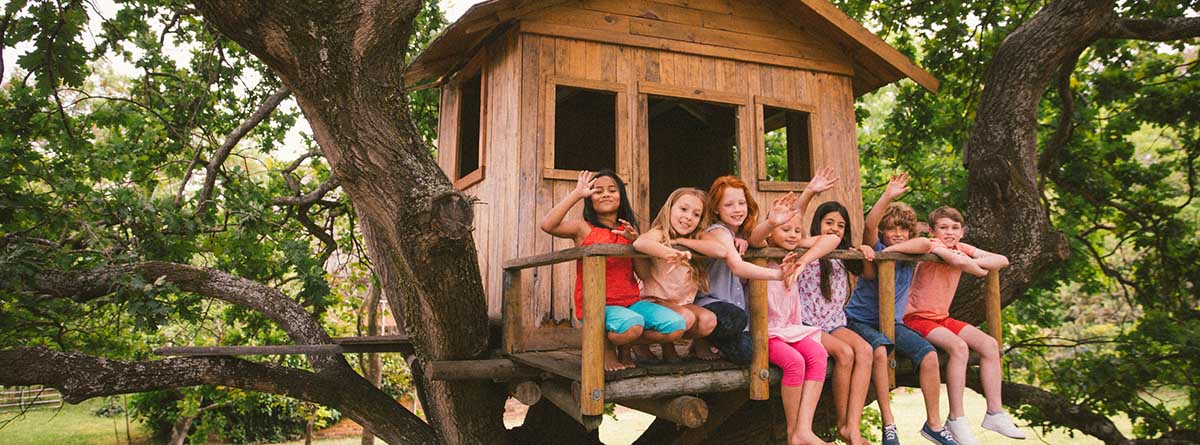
604, 300, 686, 334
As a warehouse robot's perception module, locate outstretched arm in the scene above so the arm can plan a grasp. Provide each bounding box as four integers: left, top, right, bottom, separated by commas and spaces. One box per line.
930, 246, 987, 277
633, 229, 692, 268
748, 167, 839, 247
675, 236, 726, 259
540, 170, 594, 242
862, 172, 910, 246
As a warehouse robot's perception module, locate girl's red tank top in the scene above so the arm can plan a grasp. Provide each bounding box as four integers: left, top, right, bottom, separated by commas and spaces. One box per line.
573, 224, 642, 319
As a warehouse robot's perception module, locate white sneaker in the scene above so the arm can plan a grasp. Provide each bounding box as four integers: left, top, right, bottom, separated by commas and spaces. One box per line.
945, 416, 980, 445
982, 411, 1027, 439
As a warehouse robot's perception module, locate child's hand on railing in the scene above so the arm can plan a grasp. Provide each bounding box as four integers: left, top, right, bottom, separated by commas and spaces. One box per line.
613, 218, 638, 241
856, 244, 876, 261
663, 249, 692, 273
734, 237, 749, 255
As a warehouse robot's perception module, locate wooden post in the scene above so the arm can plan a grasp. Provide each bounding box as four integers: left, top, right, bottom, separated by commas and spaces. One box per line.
985, 269, 1002, 350
748, 258, 770, 401
502, 269, 524, 354
878, 260, 896, 388
580, 256, 607, 416
618, 396, 709, 428
541, 380, 602, 430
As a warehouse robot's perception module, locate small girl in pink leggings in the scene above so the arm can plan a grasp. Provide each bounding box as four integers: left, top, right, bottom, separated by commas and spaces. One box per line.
764, 212, 843, 445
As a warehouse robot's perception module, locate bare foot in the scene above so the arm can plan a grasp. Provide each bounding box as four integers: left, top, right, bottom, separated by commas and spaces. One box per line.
839, 425, 870, 445
790, 432, 833, 445
690, 338, 721, 361
661, 343, 681, 362
604, 346, 628, 371
617, 345, 636, 369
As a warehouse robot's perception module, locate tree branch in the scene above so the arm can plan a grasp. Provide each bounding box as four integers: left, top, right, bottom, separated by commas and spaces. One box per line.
0, 347, 437, 444
1101, 16, 1200, 42
964, 374, 1198, 445
274, 177, 340, 206
195, 86, 290, 213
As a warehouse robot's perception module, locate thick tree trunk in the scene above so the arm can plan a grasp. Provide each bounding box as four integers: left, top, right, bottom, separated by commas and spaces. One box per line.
954, 0, 1116, 322
191, 2, 508, 443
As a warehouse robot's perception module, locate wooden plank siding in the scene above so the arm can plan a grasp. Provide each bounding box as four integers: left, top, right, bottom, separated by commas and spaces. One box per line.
434, 0, 866, 337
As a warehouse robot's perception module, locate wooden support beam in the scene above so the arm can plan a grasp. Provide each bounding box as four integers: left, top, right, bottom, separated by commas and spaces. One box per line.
618, 395, 708, 429
985, 269, 1002, 350
423, 359, 542, 381
540, 380, 602, 431
678, 391, 749, 445
579, 256, 607, 416
878, 260, 896, 388
748, 258, 770, 400
509, 381, 543, 406
604, 368, 780, 401
502, 269, 525, 354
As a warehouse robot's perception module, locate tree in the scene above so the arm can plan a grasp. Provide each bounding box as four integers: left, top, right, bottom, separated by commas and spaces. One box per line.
2, 1, 1198, 444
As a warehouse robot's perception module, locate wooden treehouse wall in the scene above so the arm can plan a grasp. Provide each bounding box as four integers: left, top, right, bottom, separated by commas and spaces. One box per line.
436, 0, 866, 347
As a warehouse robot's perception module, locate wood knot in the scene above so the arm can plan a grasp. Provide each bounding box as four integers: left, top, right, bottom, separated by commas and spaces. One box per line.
429, 191, 477, 239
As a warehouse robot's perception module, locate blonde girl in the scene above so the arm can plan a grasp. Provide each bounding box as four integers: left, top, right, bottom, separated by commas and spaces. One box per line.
631, 188, 725, 362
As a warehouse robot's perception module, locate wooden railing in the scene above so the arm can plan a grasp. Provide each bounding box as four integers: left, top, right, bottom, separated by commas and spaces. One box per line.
501, 245, 1003, 417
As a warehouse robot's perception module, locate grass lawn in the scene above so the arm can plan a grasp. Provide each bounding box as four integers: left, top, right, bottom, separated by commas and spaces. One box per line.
0, 398, 150, 445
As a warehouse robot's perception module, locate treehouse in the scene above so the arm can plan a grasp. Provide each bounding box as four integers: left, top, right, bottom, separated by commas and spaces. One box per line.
399, 0, 992, 433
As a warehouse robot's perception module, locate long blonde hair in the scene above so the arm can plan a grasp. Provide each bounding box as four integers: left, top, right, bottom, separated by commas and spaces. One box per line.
647, 188, 709, 292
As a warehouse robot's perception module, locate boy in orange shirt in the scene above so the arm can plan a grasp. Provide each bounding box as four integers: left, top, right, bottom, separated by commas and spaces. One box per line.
903, 206, 1025, 444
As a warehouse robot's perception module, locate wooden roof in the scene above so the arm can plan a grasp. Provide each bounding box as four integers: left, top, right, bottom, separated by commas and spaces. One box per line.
404, 0, 938, 96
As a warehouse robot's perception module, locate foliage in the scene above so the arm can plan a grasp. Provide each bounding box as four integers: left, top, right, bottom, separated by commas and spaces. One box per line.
838, 0, 1200, 439
1, 0, 444, 442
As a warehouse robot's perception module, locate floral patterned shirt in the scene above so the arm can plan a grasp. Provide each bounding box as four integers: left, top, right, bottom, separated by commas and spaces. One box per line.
796, 259, 849, 332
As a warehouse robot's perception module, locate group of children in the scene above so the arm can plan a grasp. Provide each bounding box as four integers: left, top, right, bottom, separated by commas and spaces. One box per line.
539, 169, 1028, 445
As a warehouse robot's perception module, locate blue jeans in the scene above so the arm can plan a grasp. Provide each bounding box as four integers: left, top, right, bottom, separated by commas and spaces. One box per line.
846, 318, 936, 369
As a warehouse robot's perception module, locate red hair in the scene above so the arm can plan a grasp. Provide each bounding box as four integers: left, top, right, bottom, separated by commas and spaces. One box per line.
704, 176, 759, 238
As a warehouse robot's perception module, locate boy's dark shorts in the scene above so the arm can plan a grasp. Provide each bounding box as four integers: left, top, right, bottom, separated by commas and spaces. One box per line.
701, 301, 752, 364
846, 318, 936, 367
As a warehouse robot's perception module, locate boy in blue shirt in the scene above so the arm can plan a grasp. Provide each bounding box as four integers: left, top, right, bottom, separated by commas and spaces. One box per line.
843, 173, 958, 445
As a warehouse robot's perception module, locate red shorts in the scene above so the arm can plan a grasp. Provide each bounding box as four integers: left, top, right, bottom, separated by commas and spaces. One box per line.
903, 315, 970, 337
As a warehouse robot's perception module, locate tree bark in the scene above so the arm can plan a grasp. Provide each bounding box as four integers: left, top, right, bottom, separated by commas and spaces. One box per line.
190, 1, 508, 443
954, 0, 1115, 322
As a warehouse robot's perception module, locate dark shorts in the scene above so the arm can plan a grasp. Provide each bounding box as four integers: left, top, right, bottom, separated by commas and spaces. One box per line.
846, 318, 936, 367
701, 300, 747, 339
700, 301, 752, 365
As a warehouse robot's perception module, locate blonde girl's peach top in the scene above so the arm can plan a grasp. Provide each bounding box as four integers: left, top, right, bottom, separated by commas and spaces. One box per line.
641, 255, 700, 305
766, 261, 822, 343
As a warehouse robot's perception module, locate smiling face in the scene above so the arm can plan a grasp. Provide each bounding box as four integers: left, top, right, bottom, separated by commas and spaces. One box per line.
929, 217, 964, 248
717, 187, 748, 228
880, 225, 911, 246
818, 210, 847, 240
589, 175, 620, 215
769, 213, 805, 250
670, 194, 704, 237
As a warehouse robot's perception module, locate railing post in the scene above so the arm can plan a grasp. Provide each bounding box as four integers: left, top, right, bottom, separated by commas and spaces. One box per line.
878, 260, 896, 388
502, 269, 524, 354
580, 255, 607, 416
985, 269, 1002, 351
748, 258, 770, 400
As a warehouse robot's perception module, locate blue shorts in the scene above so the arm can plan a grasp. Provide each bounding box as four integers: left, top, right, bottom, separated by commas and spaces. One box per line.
846, 318, 936, 367
605, 300, 686, 334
